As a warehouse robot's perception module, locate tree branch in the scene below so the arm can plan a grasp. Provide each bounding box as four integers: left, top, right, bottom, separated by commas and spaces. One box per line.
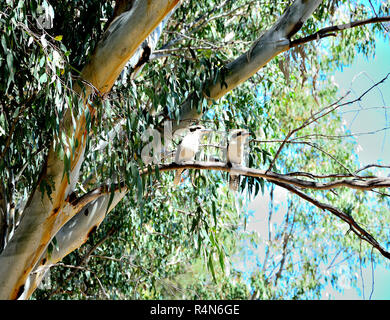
46, 226, 116, 299
272, 181, 390, 260
355, 164, 390, 175
265, 72, 390, 172
145, 161, 390, 191
274, 202, 295, 285
290, 16, 390, 48
19, 188, 127, 300
171, 0, 323, 131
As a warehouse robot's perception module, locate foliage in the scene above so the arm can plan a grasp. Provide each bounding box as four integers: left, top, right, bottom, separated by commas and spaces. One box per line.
1, 0, 389, 299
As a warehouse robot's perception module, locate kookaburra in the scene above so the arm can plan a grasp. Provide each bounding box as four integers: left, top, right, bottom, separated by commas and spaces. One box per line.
174, 125, 210, 185
227, 129, 251, 191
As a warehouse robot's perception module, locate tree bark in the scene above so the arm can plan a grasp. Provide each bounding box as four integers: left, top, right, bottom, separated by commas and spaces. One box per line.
20, 189, 127, 300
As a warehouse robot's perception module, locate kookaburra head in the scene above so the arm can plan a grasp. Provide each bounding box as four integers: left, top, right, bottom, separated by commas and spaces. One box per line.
230, 129, 251, 141
188, 124, 209, 134
227, 129, 251, 191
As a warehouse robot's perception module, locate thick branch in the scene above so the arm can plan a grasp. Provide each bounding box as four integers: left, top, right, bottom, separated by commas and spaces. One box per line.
20, 189, 127, 300
173, 0, 322, 131
46, 226, 117, 299
155, 161, 390, 260
149, 161, 390, 191
290, 16, 390, 48
81, 0, 180, 94
207, 0, 322, 100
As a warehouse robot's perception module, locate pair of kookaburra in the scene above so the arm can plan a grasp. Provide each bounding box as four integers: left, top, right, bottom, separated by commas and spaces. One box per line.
173, 125, 250, 191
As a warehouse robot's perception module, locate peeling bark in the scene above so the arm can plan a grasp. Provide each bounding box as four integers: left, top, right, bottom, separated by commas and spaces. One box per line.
20, 190, 127, 300
81, 0, 181, 94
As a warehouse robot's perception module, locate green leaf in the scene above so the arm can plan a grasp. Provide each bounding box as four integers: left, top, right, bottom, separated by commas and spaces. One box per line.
39, 73, 47, 84
208, 253, 216, 282
62, 150, 71, 184
218, 248, 225, 273
212, 201, 217, 226
137, 174, 143, 201
52, 236, 59, 251
47, 242, 53, 259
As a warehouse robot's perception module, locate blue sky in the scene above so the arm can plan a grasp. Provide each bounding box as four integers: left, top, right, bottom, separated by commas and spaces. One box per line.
334, 37, 390, 166
236, 30, 390, 300
324, 0, 390, 299
330, 35, 390, 300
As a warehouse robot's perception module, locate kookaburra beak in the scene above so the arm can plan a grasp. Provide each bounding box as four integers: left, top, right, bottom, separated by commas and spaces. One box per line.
200, 129, 213, 133
242, 131, 251, 137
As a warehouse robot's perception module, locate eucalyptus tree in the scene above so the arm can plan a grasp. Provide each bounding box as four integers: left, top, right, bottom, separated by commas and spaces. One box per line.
0, 0, 390, 300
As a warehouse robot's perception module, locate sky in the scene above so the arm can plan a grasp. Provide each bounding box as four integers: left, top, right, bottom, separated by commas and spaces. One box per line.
329, 34, 390, 300
235, 30, 390, 300
325, 0, 390, 300
334, 36, 390, 166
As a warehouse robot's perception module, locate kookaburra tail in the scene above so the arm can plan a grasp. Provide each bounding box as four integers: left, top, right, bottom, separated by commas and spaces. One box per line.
173, 168, 184, 185
229, 174, 241, 192
174, 125, 210, 185
227, 129, 250, 191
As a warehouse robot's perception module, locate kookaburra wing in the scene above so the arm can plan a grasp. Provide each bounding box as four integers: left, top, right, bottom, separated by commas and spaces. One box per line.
174, 125, 210, 185
227, 129, 250, 191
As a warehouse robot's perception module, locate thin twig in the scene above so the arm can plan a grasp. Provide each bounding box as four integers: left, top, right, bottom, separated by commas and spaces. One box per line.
355, 164, 390, 174
369, 247, 375, 300
266, 73, 390, 171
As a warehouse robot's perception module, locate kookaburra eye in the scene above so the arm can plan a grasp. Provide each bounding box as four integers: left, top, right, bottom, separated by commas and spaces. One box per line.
189, 125, 203, 132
